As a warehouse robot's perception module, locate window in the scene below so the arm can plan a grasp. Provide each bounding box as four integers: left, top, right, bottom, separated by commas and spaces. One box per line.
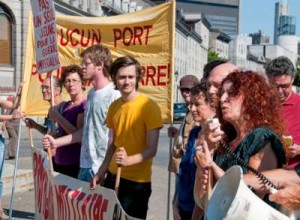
0, 5, 13, 65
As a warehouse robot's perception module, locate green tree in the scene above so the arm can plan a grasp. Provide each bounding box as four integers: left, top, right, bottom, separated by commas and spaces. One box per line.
293, 60, 300, 87
207, 48, 226, 63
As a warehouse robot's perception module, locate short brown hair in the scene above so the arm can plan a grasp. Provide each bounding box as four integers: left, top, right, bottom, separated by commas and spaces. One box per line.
80, 45, 112, 78
109, 56, 142, 89
61, 64, 86, 90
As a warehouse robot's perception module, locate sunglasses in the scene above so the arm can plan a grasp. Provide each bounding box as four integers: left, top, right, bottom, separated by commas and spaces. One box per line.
180, 88, 191, 93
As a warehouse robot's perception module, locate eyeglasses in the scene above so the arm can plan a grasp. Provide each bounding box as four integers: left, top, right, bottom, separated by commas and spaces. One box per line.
81, 61, 93, 68
41, 85, 51, 91
64, 79, 81, 85
180, 88, 191, 93
274, 82, 292, 90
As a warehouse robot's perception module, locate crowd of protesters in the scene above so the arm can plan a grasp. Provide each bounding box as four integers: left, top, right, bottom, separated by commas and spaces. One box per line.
2, 42, 299, 219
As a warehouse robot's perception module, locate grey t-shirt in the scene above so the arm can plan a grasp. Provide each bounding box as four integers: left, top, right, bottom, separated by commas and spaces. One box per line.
80, 83, 120, 173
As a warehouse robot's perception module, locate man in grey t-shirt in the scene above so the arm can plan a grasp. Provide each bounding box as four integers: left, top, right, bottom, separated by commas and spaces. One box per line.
43, 45, 120, 182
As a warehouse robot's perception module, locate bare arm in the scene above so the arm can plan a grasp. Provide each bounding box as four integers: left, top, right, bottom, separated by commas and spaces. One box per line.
48, 108, 78, 134
43, 128, 83, 149
248, 142, 277, 172
91, 129, 116, 189
243, 142, 281, 193
0, 114, 20, 121
24, 118, 48, 134
0, 100, 14, 110
244, 169, 300, 192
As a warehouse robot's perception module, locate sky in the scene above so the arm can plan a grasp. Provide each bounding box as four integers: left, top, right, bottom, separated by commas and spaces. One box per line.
241, 0, 300, 43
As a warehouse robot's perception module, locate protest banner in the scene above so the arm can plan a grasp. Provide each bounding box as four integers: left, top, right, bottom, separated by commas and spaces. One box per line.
32, 147, 140, 220
30, 0, 60, 73
21, 1, 176, 123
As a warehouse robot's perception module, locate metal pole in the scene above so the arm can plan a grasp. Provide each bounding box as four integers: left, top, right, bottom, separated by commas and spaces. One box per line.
8, 120, 22, 219
167, 132, 173, 220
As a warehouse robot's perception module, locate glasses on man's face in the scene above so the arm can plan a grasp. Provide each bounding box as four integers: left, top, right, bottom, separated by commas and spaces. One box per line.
180, 88, 191, 93
64, 79, 81, 86
81, 61, 93, 68
41, 85, 51, 91
275, 82, 292, 90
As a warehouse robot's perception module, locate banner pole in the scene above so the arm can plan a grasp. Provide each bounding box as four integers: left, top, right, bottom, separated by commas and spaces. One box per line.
8, 120, 22, 220
115, 165, 122, 196
28, 128, 34, 148
167, 132, 173, 220
47, 72, 54, 172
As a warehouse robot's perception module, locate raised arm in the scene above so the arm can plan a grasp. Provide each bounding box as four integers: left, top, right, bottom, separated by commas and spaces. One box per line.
24, 118, 48, 134
0, 114, 22, 122
48, 108, 78, 134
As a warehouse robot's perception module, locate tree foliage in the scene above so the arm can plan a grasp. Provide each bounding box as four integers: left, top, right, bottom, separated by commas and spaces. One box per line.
293, 60, 300, 87
207, 48, 226, 63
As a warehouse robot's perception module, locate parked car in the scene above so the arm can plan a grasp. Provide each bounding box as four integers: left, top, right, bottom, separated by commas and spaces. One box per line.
173, 103, 187, 122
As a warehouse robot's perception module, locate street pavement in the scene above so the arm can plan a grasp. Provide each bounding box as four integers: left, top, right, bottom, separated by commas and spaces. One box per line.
2, 124, 178, 220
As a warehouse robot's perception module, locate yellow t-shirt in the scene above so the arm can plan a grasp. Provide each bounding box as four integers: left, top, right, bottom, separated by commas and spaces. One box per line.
106, 93, 163, 182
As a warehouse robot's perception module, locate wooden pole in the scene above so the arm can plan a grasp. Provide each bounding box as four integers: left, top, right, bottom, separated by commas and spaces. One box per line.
47, 72, 55, 172
115, 165, 122, 195
28, 128, 34, 148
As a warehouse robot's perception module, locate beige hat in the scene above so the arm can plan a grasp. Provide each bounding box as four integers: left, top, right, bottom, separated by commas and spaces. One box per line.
179, 75, 199, 89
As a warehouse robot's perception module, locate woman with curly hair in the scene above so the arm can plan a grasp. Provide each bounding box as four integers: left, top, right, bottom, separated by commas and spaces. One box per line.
194, 70, 286, 211
48, 65, 87, 178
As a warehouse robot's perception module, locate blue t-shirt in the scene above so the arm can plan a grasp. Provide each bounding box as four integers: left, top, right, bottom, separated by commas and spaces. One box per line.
178, 126, 201, 212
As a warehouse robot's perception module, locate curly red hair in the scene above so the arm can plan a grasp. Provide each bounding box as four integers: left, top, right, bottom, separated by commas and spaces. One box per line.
219, 70, 284, 140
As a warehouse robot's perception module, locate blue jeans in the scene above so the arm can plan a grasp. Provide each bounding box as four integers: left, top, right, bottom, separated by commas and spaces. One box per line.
0, 135, 5, 199
77, 167, 94, 182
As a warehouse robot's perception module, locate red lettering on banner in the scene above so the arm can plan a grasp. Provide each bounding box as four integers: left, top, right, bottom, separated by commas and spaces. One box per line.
88, 194, 98, 219
75, 191, 86, 219
33, 150, 127, 219
70, 189, 81, 219
141, 63, 170, 86
70, 29, 80, 47
39, 22, 55, 38
34, 15, 42, 28
56, 185, 69, 220
38, 0, 49, 11
59, 29, 101, 47
31, 64, 92, 86
43, 9, 55, 24
81, 194, 92, 220
31, 64, 170, 87
113, 25, 153, 47
86, 194, 108, 220
32, 152, 55, 220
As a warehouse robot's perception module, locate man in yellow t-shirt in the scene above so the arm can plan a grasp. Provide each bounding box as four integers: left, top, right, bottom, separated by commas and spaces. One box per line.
90, 56, 163, 219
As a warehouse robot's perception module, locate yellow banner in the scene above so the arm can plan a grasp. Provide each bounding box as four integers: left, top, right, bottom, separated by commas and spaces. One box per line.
22, 1, 175, 123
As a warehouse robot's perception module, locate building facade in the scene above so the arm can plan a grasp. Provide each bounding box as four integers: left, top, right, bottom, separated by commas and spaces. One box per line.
174, 12, 209, 103
209, 30, 231, 60
274, 0, 296, 44
175, 0, 240, 37
249, 30, 270, 45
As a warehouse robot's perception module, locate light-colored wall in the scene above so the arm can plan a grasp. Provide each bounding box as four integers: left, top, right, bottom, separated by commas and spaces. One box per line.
0, 0, 31, 94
